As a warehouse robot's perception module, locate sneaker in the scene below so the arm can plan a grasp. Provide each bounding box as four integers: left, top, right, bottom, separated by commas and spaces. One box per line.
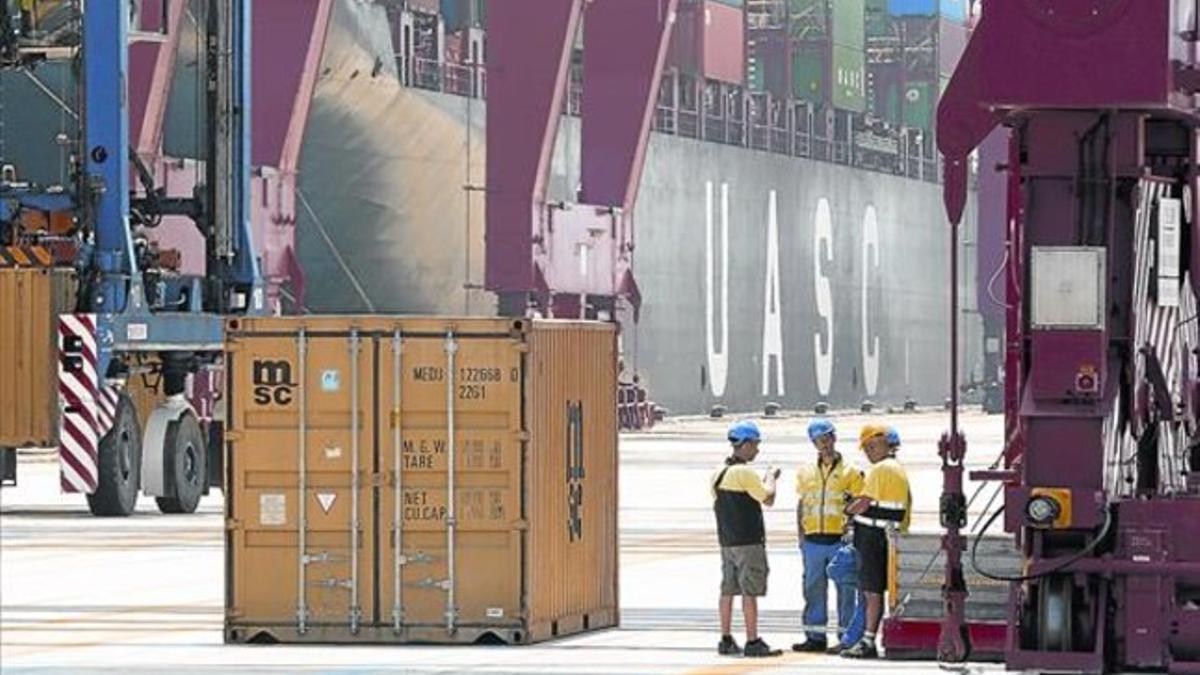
717, 634, 741, 656
791, 639, 828, 653
744, 638, 783, 658
840, 640, 879, 659
826, 644, 847, 655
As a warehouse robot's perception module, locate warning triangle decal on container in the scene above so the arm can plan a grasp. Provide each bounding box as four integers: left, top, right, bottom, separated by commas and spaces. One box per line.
316, 492, 336, 514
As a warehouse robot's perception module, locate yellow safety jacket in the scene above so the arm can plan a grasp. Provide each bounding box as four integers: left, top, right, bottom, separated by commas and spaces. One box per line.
796, 455, 864, 537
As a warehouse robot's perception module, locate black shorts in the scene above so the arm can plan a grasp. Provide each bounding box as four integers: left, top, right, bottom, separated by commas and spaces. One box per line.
854, 525, 889, 594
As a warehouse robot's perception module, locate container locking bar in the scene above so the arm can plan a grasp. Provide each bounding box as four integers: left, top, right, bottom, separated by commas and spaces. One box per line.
392, 330, 404, 633
444, 331, 459, 633
296, 329, 309, 635
349, 330, 362, 634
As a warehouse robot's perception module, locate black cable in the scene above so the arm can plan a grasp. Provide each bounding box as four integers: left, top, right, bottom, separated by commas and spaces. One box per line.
970, 504, 1114, 583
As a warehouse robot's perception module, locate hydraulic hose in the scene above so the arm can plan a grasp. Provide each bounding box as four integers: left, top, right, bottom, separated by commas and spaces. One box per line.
970, 505, 1114, 583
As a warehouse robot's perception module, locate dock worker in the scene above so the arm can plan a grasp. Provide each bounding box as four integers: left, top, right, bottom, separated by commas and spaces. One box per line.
792, 418, 864, 654
842, 424, 912, 659
832, 425, 906, 652
712, 420, 783, 658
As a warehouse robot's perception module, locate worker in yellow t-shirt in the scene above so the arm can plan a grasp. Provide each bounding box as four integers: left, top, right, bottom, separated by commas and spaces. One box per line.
841, 424, 911, 660
712, 420, 783, 659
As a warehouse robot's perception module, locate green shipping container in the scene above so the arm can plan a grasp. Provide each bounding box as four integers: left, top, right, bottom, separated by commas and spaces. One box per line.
903, 80, 934, 131
832, 44, 865, 112
792, 50, 826, 103
866, 0, 891, 36
875, 79, 901, 126
832, 0, 865, 50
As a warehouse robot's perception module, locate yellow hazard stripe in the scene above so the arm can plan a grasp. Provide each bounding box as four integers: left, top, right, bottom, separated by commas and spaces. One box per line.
30, 246, 52, 266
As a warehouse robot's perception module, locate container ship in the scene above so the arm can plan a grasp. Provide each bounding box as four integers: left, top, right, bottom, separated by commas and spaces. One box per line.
2, 0, 983, 416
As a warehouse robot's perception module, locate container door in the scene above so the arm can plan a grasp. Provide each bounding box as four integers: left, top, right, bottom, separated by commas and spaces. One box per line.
378, 332, 524, 641
227, 330, 375, 636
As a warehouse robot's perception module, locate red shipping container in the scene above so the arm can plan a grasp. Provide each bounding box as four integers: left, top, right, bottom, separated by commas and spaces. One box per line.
701, 0, 745, 84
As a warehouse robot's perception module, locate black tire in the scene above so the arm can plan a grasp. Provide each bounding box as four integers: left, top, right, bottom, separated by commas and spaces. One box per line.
155, 413, 206, 514
87, 394, 142, 517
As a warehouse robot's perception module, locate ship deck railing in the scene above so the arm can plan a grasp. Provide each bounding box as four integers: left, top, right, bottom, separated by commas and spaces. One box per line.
397, 55, 966, 188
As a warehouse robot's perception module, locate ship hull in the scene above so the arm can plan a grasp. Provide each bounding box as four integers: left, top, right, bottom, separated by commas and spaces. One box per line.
295, 1, 981, 415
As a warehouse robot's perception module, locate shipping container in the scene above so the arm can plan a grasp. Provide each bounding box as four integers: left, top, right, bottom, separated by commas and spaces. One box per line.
832, 45, 865, 112
865, 0, 892, 36
701, 0, 746, 84
747, 32, 792, 97
903, 80, 934, 131
0, 268, 75, 448
792, 48, 826, 102
832, 0, 865, 50
223, 316, 618, 645
887, 0, 967, 24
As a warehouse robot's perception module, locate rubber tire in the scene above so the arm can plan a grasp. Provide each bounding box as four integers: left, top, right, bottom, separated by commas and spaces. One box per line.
87, 394, 142, 517
155, 413, 207, 514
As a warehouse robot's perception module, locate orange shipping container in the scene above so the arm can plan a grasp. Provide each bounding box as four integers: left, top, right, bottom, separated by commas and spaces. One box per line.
223, 316, 618, 645
0, 268, 75, 448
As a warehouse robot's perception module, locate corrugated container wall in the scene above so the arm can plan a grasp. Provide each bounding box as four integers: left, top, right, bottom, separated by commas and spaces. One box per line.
0, 268, 75, 448
701, 0, 746, 84
792, 47, 827, 103
223, 317, 618, 645
831, 0, 865, 112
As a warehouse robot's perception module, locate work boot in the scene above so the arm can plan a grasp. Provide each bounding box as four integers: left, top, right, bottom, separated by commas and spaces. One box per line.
744, 638, 783, 658
826, 643, 846, 655
717, 634, 741, 656
840, 639, 879, 659
791, 639, 828, 653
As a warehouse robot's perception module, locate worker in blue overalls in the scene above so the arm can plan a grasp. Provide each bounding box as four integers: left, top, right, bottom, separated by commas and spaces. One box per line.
792, 419, 864, 653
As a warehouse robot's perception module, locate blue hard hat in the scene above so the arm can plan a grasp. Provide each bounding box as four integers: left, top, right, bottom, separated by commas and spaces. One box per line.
886, 427, 901, 446
727, 420, 762, 445
807, 418, 836, 442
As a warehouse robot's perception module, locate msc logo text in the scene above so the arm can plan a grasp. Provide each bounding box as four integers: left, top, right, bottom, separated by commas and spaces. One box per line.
252, 359, 295, 406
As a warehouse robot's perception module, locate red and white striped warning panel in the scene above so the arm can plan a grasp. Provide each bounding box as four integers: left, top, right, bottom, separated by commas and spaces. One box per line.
56, 314, 120, 494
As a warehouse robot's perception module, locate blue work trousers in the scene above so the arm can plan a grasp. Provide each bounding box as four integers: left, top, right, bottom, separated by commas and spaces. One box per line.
801, 539, 857, 643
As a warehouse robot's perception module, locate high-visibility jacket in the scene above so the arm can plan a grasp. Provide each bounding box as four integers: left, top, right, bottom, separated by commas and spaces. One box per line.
796, 455, 864, 537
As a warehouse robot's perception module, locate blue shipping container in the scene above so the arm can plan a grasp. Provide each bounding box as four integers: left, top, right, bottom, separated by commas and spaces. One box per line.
888, 0, 967, 23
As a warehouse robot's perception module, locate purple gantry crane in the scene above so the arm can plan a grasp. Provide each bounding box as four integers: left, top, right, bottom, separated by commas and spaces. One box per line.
934, 2, 1200, 672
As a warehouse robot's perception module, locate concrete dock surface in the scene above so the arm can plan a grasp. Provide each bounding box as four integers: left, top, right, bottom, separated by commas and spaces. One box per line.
2, 410, 1021, 674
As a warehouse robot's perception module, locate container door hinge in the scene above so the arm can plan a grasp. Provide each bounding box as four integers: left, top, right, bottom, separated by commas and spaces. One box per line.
311, 577, 353, 590
512, 342, 530, 353
512, 519, 529, 531
225, 518, 244, 531
224, 430, 245, 443
515, 431, 531, 443
370, 472, 388, 488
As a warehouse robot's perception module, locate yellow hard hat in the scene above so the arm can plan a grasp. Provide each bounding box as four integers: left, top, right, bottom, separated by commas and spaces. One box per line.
859, 424, 889, 449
